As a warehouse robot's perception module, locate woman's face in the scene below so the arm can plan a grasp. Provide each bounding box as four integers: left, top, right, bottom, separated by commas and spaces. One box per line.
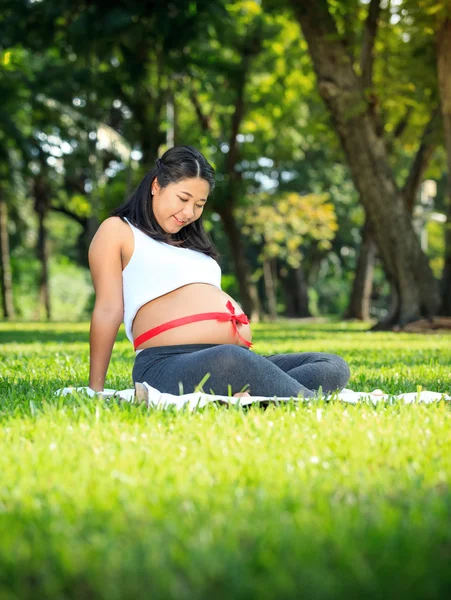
151, 177, 210, 235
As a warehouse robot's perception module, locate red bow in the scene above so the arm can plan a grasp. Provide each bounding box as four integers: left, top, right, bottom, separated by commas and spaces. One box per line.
216, 301, 252, 347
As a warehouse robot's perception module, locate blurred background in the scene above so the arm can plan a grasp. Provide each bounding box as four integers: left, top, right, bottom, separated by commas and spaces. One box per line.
0, 0, 449, 328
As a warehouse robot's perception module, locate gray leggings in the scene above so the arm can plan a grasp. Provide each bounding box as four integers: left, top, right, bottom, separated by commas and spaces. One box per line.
132, 344, 350, 398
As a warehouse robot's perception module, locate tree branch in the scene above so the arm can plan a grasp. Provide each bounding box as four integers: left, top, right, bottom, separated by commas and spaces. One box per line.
360, 0, 382, 89
392, 106, 414, 139
51, 204, 88, 227
226, 33, 263, 176
359, 0, 384, 136
226, 67, 247, 176
188, 90, 212, 134
385, 106, 414, 154
402, 105, 441, 212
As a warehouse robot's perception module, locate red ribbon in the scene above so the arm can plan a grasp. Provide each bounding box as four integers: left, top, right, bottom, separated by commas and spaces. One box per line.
215, 300, 251, 346
134, 300, 253, 350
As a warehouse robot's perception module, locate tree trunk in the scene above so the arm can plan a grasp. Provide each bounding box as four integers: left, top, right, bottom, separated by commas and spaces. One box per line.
347, 109, 439, 321
248, 281, 262, 323
437, 17, 451, 316
263, 258, 277, 320
281, 273, 296, 317
294, 265, 312, 317
218, 203, 255, 318
166, 89, 175, 149
293, 264, 311, 317
402, 106, 441, 212
137, 84, 167, 167
344, 218, 376, 320
37, 209, 51, 319
33, 175, 51, 320
280, 264, 311, 317
291, 0, 440, 326
0, 187, 15, 319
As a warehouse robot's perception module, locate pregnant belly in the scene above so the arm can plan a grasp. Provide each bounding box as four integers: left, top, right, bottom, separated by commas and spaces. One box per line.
132, 283, 253, 350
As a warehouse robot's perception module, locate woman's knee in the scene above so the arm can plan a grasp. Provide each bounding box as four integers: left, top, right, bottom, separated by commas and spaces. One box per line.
211, 344, 253, 372
132, 363, 150, 386
327, 354, 351, 390
194, 345, 258, 394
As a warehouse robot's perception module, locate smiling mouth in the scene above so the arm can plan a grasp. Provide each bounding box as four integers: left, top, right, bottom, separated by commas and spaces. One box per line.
173, 216, 187, 225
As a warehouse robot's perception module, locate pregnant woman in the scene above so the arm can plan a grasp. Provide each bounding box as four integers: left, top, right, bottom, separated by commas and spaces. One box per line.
88, 145, 350, 398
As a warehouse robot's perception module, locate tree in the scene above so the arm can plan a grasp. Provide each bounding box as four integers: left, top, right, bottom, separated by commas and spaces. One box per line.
346, 0, 442, 320
390, 0, 451, 316
437, 15, 451, 314
180, 2, 347, 318
178, 3, 269, 317
239, 191, 337, 318
0, 47, 34, 319
0, 183, 15, 319
289, 0, 441, 327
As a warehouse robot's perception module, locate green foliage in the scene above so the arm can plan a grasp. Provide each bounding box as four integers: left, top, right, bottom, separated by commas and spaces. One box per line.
240, 192, 337, 268
220, 273, 240, 298
426, 219, 445, 277
0, 322, 450, 598
11, 257, 92, 321
1, 0, 449, 322
49, 260, 93, 321
311, 253, 354, 316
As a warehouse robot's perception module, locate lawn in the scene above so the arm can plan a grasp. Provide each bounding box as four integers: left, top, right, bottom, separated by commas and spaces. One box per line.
0, 320, 450, 599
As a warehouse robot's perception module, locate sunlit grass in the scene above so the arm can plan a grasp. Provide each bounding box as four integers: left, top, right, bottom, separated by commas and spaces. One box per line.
0, 320, 450, 599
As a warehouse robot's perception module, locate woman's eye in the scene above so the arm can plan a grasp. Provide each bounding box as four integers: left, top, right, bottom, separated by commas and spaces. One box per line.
178, 196, 203, 209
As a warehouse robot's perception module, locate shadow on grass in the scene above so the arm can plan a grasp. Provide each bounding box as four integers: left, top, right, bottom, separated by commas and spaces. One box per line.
0, 328, 362, 348
256, 327, 370, 335
0, 330, 128, 345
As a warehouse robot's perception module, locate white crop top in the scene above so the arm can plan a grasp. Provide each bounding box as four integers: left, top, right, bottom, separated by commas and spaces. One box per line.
122, 218, 222, 344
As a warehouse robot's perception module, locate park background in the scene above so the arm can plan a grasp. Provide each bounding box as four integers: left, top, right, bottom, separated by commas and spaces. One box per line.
1, 0, 450, 328
1, 2, 451, 599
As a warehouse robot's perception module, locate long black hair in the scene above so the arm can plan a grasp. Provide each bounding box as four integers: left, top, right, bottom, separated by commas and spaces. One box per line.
111, 145, 218, 259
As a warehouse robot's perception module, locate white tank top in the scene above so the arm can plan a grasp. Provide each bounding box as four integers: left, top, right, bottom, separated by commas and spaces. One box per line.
122, 218, 222, 345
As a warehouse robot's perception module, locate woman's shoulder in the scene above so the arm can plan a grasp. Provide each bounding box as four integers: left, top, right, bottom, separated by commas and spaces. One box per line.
95, 216, 133, 242
89, 217, 131, 254
98, 216, 129, 233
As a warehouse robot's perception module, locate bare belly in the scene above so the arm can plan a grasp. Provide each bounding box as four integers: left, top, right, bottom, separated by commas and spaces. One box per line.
132, 283, 253, 350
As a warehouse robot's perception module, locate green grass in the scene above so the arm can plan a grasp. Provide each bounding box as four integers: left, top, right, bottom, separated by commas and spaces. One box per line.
0, 320, 450, 599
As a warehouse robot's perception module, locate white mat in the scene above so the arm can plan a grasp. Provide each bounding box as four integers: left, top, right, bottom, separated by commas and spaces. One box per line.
55, 384, 451, 410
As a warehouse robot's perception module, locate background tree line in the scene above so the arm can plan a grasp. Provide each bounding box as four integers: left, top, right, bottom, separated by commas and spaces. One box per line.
0, 0, 449, 327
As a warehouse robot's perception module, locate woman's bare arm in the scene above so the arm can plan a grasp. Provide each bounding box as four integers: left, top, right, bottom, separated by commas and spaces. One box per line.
88, 217, 125, 391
